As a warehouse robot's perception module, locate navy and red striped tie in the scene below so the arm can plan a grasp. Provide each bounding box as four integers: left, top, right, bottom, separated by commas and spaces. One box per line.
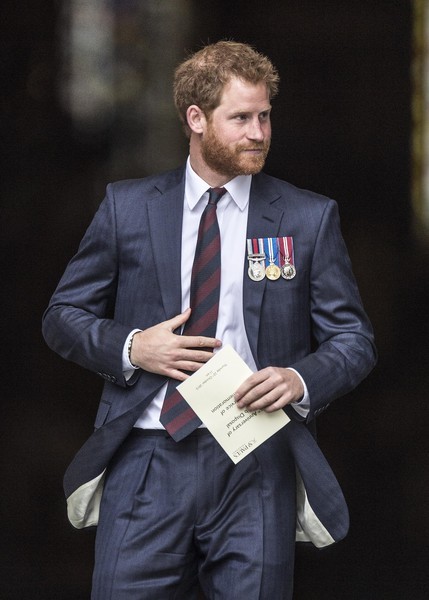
160, 187, 226, 441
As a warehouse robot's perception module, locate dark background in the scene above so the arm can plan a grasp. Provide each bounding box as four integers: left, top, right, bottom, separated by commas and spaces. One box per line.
2, 1, 428, 598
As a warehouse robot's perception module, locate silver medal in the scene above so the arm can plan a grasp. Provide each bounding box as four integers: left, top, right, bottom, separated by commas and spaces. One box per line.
281, 261, 296, 280
280, 237, 296, 280
248, 253, 266, 281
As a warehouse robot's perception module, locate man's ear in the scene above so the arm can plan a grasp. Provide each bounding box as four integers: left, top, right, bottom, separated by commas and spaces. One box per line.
186, 105, 206, 134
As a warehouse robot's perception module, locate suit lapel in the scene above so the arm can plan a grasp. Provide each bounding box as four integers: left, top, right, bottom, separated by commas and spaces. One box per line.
147, 170, 185, 320
243, 173, 285, 366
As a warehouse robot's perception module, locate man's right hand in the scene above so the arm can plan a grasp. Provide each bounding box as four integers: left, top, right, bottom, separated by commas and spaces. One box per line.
130, 308, 222, 381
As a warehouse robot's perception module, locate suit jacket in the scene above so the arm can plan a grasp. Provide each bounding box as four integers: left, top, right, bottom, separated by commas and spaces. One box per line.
42, 166, 376, 546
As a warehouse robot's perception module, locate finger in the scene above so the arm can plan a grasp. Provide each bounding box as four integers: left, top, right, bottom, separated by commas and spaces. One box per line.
174, 356, 214, 372
236, 370, 286, 408
165, 308, 192, 332
246, 386, 282, 408
167, 358, 214, 380
237, 386, 276, 410
167, 368, 191, 382
234, 371, 269, 401
177, 335, 222, 350
264, 399, 287, 412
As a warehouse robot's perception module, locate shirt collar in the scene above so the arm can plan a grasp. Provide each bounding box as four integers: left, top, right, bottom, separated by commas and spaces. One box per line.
185, 157, 251, 211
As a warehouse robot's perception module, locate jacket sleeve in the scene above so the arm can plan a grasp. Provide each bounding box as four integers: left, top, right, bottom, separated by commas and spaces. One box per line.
290, 199, 377, 421
42, 185, 132, 388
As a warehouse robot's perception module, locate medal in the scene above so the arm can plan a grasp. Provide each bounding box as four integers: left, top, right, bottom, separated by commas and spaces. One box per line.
266, 263, 281, 280
248, 256, 266, 281
279, 236, 296, 280
265, 237, 281, 280
247, 239, 266, 281
247, 237, 293, 282
281, 262, 296, 280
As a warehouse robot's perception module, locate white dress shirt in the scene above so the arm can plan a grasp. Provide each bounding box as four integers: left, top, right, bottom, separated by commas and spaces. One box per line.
127, 159, 308, 429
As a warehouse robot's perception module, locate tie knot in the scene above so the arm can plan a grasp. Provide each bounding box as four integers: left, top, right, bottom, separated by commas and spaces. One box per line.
208, 187, 226, 205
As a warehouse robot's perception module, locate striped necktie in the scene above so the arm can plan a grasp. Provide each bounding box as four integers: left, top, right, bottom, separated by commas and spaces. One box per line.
160, 187, 226, 440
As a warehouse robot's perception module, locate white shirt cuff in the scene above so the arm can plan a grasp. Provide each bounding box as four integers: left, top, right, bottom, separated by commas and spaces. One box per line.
122, 329, 142, 381
286, 368, 310, 418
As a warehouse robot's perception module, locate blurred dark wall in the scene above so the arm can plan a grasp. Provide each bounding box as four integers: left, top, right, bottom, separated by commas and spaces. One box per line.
2, 1, 428, 598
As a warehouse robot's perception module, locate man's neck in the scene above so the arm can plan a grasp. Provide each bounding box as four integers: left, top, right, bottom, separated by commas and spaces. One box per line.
188, 156, 231, 188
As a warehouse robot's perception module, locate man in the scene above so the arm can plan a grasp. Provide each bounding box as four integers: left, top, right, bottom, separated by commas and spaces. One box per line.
43, 41, 376, 599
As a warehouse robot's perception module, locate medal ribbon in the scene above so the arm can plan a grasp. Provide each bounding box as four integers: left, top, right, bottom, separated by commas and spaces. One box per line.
247, 238, 266, 256
263, 237, 280, 267
247, 238, 266, 281
278, 236, 294, 266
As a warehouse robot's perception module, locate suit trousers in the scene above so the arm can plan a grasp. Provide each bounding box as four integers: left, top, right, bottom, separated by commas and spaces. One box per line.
92, 427, 297, 600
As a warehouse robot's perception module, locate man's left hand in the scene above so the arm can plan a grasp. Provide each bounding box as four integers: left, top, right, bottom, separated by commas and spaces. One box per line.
234, 367, 304, 412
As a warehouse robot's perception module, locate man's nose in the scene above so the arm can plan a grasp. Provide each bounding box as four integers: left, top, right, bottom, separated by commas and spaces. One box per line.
247, 117, 265, 141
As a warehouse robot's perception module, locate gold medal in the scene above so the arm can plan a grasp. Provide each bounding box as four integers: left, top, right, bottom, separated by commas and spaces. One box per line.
265, 237, 281, 280
265, 263, 281, 280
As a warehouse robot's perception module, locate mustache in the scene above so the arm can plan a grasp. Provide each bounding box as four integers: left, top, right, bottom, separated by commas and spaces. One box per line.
237, 144, 270, 152
237, 141, 270, 152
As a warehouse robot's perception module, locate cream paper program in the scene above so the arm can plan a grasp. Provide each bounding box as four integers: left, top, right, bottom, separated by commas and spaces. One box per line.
177, 345, 290, 463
